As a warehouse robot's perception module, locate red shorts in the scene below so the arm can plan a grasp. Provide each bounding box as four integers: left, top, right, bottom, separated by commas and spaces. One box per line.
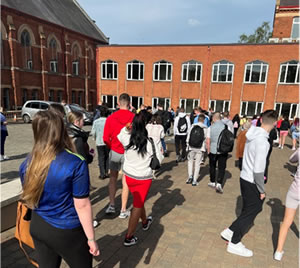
125, 175, 152, 208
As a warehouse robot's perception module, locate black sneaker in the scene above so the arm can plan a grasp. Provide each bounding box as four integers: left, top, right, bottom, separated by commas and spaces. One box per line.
123, 236, 138, 247
186, 176, 193, 184
163, 151, 169, 157
176, 156, 182, 163
142, 216, 153, 231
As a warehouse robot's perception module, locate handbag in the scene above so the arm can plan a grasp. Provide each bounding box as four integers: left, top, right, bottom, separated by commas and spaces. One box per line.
149, 138, 161, 170
15, 202, 38, 267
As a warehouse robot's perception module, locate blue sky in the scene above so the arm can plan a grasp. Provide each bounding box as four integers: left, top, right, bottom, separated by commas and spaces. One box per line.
77, 0, 275, 44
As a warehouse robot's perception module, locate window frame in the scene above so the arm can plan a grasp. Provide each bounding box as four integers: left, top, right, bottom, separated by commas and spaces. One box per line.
101, 60, 118, 80
153, 60, 173, 82
50, 60, 58, 73
180, 99, 199, 113
127, 60, 144, 81
278, 60, 300, 84
291, 17, 300, 39
240, 101, 263, 117
211, 60, 234, 83
209, 100, 231, 113
244, 61, 269, 84
274, 102, 299, 120
102, 95, 118, 109
181, 60, 202, 82
72, 61, 79, 76
152, 97, 171, 110
130, 96, 144, 109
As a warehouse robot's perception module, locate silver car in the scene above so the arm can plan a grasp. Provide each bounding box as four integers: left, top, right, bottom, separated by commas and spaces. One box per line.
21, 100, 54, 123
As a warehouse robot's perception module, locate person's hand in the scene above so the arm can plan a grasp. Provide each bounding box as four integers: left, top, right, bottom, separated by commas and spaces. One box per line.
89, 148, 95, 157
88, 240, 100, 256
126, 122, 132, 131
260, 193, 266, 200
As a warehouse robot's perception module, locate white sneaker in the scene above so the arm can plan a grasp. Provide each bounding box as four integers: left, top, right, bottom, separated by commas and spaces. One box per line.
119, 210, 130, 219
274, 251, 284, 261
292, 147, 296, 151
208, 182, 216, 188
0, 155, 4, 161
93, 220, 99, 228
221, 228, 233, 242
227, 242, 253, 257
216, 183, 223, 194
105, 204, 116, 214
3, 155, 9, 160
280, 146, 283, 150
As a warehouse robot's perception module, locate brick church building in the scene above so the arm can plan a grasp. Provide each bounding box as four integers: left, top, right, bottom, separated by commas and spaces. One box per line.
96, 0, 299, 119
1, 0, 108, 111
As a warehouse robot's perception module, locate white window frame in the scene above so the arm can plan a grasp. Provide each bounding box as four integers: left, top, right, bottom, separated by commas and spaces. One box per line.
153, 61, 172, 82
50, 60, 58, 73
209, 100, 231, 112
127, 60, 144, 81
102, 95, 118, 109
180, 99, 199, 112
181, 61, 202, 82
152, 97, 171, 110
240, 101, 263, 116
291, 17, 300, 39
278, 61, 300, 84
211, 61, 234, 83
101, 60, 118, 80
275, 102, 299, 120
27, 60, 33, 70
244, 61, 269, 84
130, 96, 144, 109
72, 61, 79, 76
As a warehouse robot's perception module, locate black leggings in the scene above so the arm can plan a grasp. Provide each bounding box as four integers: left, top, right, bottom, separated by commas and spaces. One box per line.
30, 212, 92, 268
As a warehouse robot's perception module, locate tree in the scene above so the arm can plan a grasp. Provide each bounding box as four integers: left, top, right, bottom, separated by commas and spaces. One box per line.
238, 22, 272, 44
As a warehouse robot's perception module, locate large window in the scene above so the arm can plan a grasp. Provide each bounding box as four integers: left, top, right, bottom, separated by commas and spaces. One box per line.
275, 103, 299, 120
212, 60, 234, 82
152, 97, 170, 110
22, 88, 28, 104
101, 60, 118, 80
131, 96, 144, 109
49, 38, 58, 73
209, 100, 230, 113
291, 17, 300, 39
182, 60, 202, 82
78, 91, 83, 107
102, 95, 118, 109
153, 60, 172, 81
279, 60, 300, 84
244, 60, 268, 83
127, 60, 144, 80
180, 99, 199, 114
21, 30, 32, 69
240, 101, 263, 117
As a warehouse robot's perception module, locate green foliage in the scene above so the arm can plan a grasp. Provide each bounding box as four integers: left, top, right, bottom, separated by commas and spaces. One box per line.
238, 22, 272, 44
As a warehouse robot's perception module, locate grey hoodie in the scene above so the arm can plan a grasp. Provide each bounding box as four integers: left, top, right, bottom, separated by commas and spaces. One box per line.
222, 118, 234, 134
240, 126, 270, 193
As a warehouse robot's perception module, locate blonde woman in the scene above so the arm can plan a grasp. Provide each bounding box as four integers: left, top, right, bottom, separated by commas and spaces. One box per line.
19, 111, 99, 268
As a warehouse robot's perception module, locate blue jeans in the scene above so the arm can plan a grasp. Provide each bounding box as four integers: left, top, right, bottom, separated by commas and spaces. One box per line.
161, 138, 167, 153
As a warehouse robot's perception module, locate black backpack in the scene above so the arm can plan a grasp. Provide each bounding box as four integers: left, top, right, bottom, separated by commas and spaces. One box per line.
189, 125, 205, 148
177, 116, 188, 133
217, 124, 234, 153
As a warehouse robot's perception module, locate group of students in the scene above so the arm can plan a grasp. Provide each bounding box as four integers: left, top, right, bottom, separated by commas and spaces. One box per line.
17, 94, 299, 266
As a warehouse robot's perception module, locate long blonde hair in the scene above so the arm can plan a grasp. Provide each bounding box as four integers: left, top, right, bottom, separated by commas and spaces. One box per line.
21, 111, 75, 208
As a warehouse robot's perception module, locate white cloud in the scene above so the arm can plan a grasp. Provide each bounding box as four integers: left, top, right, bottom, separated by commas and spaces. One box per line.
188, 18, 201, 27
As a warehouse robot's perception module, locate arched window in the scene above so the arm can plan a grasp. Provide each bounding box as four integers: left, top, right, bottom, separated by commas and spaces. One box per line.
153, 60, 172, 81
49, 38, 58, 72
244, 60, 268, 83
101, 60, 118, 80
21, 30, 32, 69
279, 60, 300, 84
72, 44, 80, 76
127, 60, 144, 80
182, 60, 202, 82
212, 60, 234, 83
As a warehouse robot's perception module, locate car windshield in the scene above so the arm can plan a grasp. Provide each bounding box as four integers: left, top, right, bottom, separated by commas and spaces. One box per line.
70, 105, 86, 113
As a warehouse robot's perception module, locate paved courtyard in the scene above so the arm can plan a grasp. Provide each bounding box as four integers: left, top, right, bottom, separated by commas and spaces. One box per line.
1, 123, 299, 268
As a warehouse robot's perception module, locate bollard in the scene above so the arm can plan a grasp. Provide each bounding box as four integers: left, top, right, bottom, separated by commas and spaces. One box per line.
13, 114, 17, 122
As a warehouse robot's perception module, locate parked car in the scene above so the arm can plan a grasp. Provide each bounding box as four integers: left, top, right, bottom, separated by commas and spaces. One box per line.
66, 104, 93, 125
21, 100, 55, 123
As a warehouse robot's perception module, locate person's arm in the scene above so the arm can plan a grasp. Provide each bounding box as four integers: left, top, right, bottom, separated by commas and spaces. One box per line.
90, 121, 96, 140
253, 140, 269, 197
289, 148, 299, 163
187, 117, 191, 130
103, 117, 111, 149
173, 118, 178, 136
206, 127, 211, 154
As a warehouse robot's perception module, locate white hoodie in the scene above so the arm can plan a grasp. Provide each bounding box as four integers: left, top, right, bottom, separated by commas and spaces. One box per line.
173, 112, 191, 136
240, 126, 270, 193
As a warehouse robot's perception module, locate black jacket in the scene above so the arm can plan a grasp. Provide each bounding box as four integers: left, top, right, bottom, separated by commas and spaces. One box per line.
67, 123, 93, 164
280, 120, 290, 131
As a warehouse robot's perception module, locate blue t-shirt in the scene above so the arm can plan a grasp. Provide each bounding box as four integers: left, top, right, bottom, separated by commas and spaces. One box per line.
19, 149, 90, 229
0, 113, 7, 132
193, 115, 210, 127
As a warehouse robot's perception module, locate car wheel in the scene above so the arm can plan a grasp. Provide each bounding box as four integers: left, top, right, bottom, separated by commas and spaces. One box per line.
23, 114, 30, 123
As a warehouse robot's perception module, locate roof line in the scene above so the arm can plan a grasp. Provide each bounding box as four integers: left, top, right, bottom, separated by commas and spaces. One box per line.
72, 0, 109, 43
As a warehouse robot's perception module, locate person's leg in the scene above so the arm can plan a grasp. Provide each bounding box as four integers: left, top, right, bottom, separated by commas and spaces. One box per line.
281, 132, 287, 147
217, 153, 228, 185
97, 146, 105, 178
127, 207, 142, 237
276, 207, 297, 253
234, 128, 238, 139
181, 135, 187, 159
161, 138, 167, 153
121, 175, 129, 212
0, 132, 6, 156
104, 146, 110, 176
278, 132, 282, 147
175, 135, 181, 159
187, 151, 195, 178
193, 151, 203, 183
109, 170, 118, 206
209, 153, 217, 183
229, 179, 263, 244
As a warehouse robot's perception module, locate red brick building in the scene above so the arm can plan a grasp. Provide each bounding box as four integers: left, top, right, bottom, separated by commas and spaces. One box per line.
1, 0, 108, 111
97, 0, 299, 119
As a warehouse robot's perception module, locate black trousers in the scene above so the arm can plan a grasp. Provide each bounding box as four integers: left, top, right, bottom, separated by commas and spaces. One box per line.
30, 212, 92, 268
97, 145, 110, 177
229, 178, 264, 244
208, 153, 228, 184
175, 135, 187, 158
1, 130, 7, 155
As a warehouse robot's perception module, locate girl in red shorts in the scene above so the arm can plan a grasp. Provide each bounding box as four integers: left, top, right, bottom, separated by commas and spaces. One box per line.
118, 113, 164, 246
278, 115, 290, 149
